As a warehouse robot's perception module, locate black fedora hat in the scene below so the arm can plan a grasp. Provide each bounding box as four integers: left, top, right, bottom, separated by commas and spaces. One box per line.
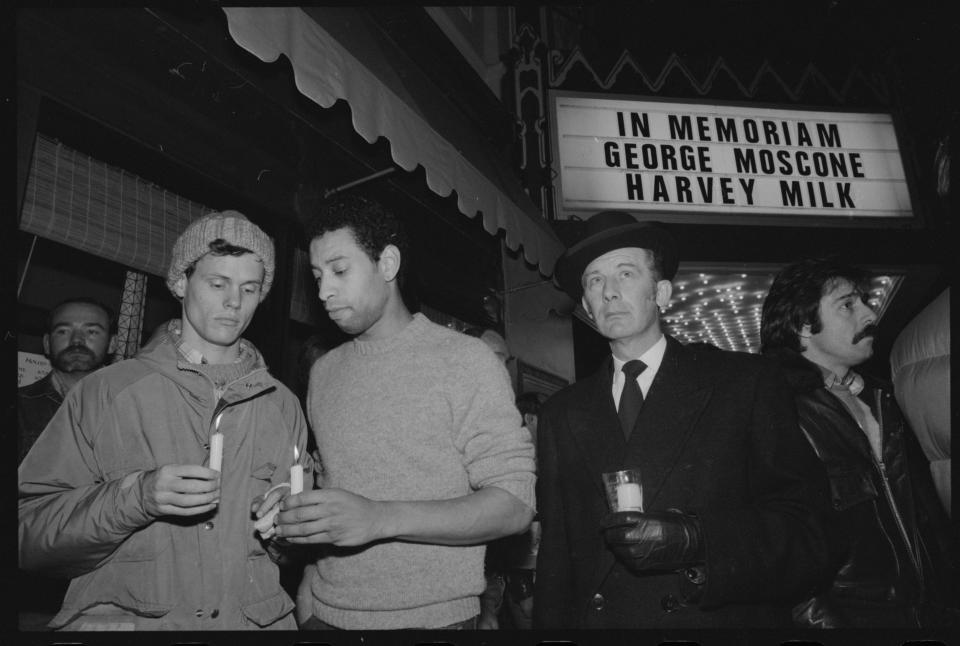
554, 211, 678, 300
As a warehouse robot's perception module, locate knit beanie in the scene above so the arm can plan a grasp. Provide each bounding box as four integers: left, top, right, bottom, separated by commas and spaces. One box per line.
166, 210, 275, 300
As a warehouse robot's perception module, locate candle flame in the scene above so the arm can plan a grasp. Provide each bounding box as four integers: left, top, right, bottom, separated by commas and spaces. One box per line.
214, 412, 223, 430
294, 445, 300, 461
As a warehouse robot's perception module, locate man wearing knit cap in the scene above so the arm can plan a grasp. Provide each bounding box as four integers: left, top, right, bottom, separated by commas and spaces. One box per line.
275, 193, 536, 630
533, 210, 835, 629
19, 210, 311, 630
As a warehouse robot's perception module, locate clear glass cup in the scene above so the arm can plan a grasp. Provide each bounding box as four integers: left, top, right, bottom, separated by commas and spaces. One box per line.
602, 468, 644, 512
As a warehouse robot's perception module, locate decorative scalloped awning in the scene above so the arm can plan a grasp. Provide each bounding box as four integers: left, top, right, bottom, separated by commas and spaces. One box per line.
222, 6, 563, 276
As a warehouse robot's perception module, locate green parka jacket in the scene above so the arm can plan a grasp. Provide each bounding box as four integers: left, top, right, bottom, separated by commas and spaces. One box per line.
19, 327, 312, 630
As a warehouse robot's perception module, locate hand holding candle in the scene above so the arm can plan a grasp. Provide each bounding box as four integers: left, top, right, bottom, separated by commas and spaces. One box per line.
254, 446, 304, 538
253, 483, 289, 536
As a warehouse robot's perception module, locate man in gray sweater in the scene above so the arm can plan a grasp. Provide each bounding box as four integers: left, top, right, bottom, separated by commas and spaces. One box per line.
276, 194, 536, 629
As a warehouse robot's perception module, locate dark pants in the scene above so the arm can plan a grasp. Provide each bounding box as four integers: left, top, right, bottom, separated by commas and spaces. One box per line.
300, 615, 479, 630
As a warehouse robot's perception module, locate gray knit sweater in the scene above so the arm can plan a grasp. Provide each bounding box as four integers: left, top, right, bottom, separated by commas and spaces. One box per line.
301, 313, 536, 629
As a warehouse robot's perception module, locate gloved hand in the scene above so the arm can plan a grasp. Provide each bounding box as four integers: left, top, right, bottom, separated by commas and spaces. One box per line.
601, 509, 704, 573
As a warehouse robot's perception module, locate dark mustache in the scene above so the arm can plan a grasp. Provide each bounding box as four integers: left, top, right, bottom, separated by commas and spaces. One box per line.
853, 324, 879, 344
57, 344, 95, 358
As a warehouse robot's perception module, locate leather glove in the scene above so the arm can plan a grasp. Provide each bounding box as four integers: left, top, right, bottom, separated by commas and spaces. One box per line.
601, 509, 705, 573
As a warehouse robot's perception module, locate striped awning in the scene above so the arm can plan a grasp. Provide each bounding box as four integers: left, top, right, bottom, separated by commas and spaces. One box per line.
222, 6, 564, 277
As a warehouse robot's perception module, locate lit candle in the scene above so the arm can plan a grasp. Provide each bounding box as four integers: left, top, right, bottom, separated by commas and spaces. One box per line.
615, 482, 643, 511
290, 446, 304, 494
209, 412, 224, 472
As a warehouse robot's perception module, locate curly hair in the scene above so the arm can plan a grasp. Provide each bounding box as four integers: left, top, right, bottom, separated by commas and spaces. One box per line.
306, 193, 410, 285
760, 257, 871, 354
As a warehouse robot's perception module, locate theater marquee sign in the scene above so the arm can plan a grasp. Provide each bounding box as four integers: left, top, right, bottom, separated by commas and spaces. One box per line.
550, 92, 914, 223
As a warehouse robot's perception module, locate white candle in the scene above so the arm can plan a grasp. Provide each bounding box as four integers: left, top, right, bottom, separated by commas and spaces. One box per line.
209, 433, 224, 472
290, 446, 304, 494
209, 412, 224, 472
616, 482, 643, 511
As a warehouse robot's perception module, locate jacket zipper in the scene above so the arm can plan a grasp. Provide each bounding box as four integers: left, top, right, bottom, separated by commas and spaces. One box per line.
872, 389, 923, 583
211, 397, 229, 433
204, 367, 267, 433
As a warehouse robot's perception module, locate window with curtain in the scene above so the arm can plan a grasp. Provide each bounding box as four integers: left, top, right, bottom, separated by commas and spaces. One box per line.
20, 133, 322, 327
20, 133, 211, 278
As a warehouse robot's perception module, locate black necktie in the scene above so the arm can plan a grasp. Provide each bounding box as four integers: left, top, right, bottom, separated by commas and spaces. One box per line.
618, 359, 647, 439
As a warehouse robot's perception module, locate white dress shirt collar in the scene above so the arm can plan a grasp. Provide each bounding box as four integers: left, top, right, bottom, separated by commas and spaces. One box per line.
612, 334, 667, 407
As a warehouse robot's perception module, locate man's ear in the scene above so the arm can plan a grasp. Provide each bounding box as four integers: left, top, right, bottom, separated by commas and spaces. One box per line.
172, 274, 187, 299
378, 244, 402, 283
42, 333, 51, 357
581, 295, 594, 319
655, 279, 673, 309
107, 333, 119, 356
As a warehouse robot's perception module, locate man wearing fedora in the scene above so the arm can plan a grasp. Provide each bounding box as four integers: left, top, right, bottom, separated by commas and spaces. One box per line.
533, 211, 835, 628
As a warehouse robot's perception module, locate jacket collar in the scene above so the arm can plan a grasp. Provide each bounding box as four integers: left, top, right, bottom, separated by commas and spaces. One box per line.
19, 372, 62, 401
136, 326, 276, 403
765, 346, 887, 461
819, 364, 865, 396
763, 347, 827, 394
766, 347, 874, 398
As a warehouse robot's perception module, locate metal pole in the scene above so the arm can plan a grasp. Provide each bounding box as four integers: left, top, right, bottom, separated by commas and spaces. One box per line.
323, 167, 396, 199
17, 235, 38, 299
499, 278, 554, 295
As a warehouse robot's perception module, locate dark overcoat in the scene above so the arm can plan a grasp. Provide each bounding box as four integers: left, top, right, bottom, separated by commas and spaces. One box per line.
533, 336, 835, 629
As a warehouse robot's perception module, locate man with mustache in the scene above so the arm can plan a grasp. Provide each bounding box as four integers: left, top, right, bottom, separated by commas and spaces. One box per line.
761, 257, 956, 627
17, 297, 118, 630
534, 211, 833, 629
18, 298, 118, 464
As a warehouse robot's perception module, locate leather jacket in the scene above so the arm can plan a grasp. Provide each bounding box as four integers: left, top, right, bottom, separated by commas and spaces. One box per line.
766, 349, 932, 628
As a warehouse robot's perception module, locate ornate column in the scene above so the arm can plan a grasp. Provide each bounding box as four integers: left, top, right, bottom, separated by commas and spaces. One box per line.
113, 270, 147, 362
509, 7, 555, 220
